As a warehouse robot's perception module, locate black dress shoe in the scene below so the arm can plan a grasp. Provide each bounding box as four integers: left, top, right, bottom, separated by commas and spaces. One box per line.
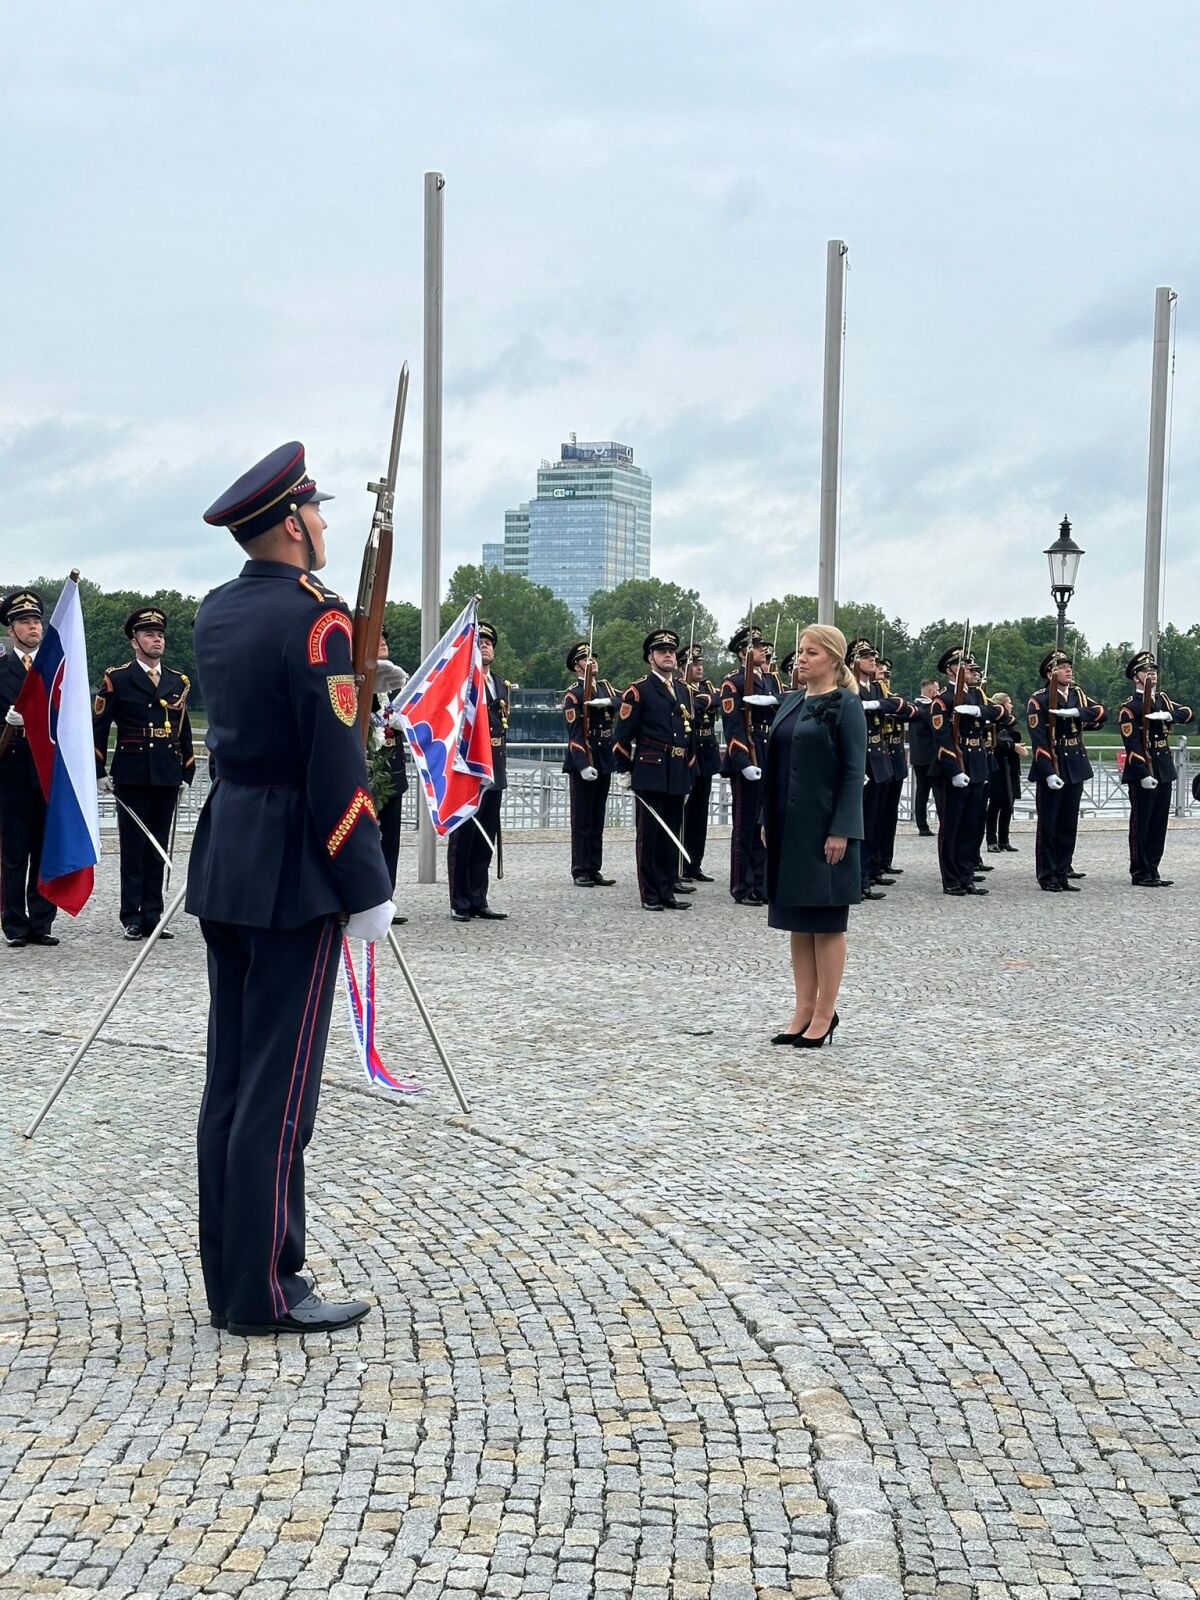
1151, 876, 1173, 887
862, 888, 886, 900
1002, 844, 1019, 852
687, 870, 715, 882
975, 862, 994, 872
872, 877, 896, 887
1041, 881, 1063, 892
1059, 881, 1080, 892
943, 885, 967, 896
672, 880, 696, 894
474, 907, 508, 920
227, 1292, 370, 1338
391, 913, 408, 924
573, 875, 596, 887
123, 925, 145, 940
450, 909, 471, 922
590, 874, 616, 886
882, 865, 903, 874
987, 844, 1001, 853
6, 937, 28, 948
661, 897, 691, 910
1067, 870, 1086, 879
916, 828, 934, 837
152, 928, 174, 940
1131, 876, 1157, 887
27, 933, 60, 946
643, 901, 666, 912
964, 883, 988, 895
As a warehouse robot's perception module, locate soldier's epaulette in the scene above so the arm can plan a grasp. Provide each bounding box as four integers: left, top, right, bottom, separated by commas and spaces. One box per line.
108, 660, 133, 673
298, 573, 347, 606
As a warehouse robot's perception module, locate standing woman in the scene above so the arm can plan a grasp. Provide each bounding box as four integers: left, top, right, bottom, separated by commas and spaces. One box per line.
763, 625, 866, 1048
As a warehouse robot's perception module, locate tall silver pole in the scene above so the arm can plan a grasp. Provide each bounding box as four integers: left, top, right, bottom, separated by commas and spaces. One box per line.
419, 171, 446, 884
1142, 286, 1175, 657
817, 240, 847, 625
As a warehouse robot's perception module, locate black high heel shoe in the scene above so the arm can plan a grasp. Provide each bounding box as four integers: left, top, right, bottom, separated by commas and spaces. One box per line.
771, 1021, 812, 1045
792, 1012, 839, 1048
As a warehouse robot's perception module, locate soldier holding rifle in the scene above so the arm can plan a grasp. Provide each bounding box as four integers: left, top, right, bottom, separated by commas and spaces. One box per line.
1118, 649, 1194, 888
613, 628, 695, 911
1026, 649, 1106, 893
720, 624, 776, 905
561, 636, 618, 888
679, 643, 720, 883
930, 641, 1013, 897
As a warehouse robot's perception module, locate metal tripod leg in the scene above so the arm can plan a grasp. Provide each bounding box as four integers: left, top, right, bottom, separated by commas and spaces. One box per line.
384, 927, 471, 1114
23, 881, 189, 1139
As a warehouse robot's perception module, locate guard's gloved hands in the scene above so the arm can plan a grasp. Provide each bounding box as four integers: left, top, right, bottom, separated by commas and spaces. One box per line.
1146, 709, 1173, 721
861, 699, 881, 711
742, 765, 762, 781
1046, 774, 1065, 790
345, 900, 396, 943
915, 696, 932, 705
743, 694, 778, 707
953, 704, 982, 717
98, 774, 114, 794
1050, 706, 1080, 718
951, 772, 971, 789
580, 765, 598, 782
586, 697, 613, 708
5, 708, 24, 727
616, 772, 633, 791
1140, 775, 1159, 790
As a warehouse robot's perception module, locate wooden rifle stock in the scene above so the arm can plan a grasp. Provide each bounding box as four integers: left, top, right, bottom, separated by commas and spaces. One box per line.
352, 365, 409, 746
580, 654, 596, 768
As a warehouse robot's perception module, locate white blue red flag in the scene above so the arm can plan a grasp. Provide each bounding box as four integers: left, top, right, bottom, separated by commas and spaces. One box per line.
15, 576, 101, 914
394, 598, 494, 835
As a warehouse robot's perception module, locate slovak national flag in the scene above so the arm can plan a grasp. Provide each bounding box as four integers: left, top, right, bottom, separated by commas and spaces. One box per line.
15, 576, 101, 913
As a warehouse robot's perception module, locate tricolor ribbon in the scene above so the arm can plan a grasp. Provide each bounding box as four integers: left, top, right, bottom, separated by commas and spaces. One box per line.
341, 937, 421, 1094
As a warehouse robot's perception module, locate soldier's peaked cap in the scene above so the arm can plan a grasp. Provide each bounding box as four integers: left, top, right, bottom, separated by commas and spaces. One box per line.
1, 589, 45, 626
566, 640, 590, 671
643, 627, 679, 661
1039, 649, 1072, 679
846, 637, 877, 665
203, 442, 333, 544
1126, 649, 1157, 679
478, 621, 498, 647
124, 606, 167, 638
727, 625, 763, 654
937, 645, 977, 674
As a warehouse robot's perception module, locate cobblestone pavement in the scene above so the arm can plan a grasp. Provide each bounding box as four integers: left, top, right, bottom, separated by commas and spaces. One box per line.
2, 819, 1198, 1599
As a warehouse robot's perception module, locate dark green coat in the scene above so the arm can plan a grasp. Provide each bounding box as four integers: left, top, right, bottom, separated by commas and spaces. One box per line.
764, 688, 867, 908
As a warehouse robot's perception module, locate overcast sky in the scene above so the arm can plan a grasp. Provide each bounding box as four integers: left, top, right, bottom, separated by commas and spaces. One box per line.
3, 2, 1197, 651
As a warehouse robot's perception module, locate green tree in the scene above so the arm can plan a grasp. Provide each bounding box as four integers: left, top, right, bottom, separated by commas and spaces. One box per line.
382, 599, 422, 672
591, 619, 648, 690
442, 564, 578, 685
589, 579, 722, 662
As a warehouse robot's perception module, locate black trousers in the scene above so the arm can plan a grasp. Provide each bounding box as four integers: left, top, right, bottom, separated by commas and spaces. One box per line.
634, 790, 685, 906
0, 780, 55, 941
729, 773, 766, 901
912, 762, 939, 830
378, 795, 402, 892
937, 778, 987, 889
877, 777, 903, 871
682, 773, 713, 876
568, 770, 611, 879
861, 775, 885, 889
1034, 780, 1082, 887
197, 915, 340, 1325
1128, 779, 1171, 881
115, 783, 178, 930
447, 786, 502, 913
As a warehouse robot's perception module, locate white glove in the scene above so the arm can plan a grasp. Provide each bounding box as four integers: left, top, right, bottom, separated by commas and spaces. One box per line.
4, 708, 24, 727
98, 774, 114, 794
915, 696, 932, 705
861, 699, 881, 711
586, 697, 613, 708
951, 772, 971, 789
743, 765, 762, 781
743, 694, 777, 707
616, 772, 632, 791
1046, 774, 1065, 791
953, 704, 982, 718
580, 765, 598, 782
1049, 706, 1080, 718
1140, 775, 1159, 790
1146, 709, 1172, 722
345, 900, 396, 943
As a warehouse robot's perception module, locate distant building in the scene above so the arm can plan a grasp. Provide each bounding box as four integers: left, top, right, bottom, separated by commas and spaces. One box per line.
488, 440, 650, 621
481, 542, 505, 573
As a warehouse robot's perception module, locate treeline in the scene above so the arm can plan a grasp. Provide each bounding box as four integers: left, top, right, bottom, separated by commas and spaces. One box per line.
6, 571, 1198, 720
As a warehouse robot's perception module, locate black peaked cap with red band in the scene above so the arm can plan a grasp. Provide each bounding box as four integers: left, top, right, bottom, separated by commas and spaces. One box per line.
203, 442, 333, 544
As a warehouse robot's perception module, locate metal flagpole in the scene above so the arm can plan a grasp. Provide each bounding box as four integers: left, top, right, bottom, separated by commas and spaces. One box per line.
384, 929, 470, 1113
419, 170, 445, 885
1142, 285, 1175, 658
23, 882, 189, 1137
818, 240, 847, 625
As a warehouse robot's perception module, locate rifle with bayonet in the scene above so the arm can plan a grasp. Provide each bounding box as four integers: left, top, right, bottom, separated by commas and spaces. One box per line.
353, 364, 409, 745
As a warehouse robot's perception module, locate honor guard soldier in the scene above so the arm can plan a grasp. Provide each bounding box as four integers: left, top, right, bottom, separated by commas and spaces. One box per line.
561, 640, 617, 888
447, 622, 508, 921
614, 628, 695, 910
1118, 650, 1194, 887
372, 632, 410, 921
875, 655, 914, 880
679, 645, 720, 882
761, 645, 783, 699
930, 647, 1013, 895
0, 589, 58, 946
93, 606, 195, 939
720, 625, 776, 904
1026, 649, 1106, 892
190, 442, 395, 1338
847, 639, 900, 898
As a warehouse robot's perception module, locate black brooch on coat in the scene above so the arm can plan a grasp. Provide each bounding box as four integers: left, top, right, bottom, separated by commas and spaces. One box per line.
805, 693, 841, 729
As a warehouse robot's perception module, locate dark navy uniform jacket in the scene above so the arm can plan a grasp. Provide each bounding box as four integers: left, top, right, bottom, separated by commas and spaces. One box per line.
0, 652, 40, 793
484, 670, 509, 791
1026, 686, 1105, 785
907, 699, 937, 766
719, 668, 775, 775
562, 676, 618, 776
613, 673, 694, 796
684, 678, 722, 779
1118, 690, 1194, 784
186, 560, 392, 929
931, 685, 1013, 782
93, 660, 195, 787
859, 683, 911, 781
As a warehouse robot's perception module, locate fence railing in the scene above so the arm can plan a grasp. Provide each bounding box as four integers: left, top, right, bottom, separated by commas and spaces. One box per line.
100, 740, 1195, 834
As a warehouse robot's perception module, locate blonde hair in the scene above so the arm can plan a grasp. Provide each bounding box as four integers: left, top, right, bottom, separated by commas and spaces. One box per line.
799, 625, 857, 691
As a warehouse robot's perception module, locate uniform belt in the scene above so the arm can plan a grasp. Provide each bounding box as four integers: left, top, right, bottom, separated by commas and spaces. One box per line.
213, 760, 304, 787
643, 737, 686, 758
491, 736, 503, 747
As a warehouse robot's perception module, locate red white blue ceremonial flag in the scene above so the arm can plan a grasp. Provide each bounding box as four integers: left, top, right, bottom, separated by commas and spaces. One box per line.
394, 598, 494, 836
15, 575, 101, 914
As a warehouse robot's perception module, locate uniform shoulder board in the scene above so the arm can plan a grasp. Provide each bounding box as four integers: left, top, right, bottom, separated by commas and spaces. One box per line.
109, 660, 133, 673
297, 573, 347, 607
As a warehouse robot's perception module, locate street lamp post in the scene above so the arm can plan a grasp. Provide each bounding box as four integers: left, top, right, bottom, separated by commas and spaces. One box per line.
1044, 515, 1084, 653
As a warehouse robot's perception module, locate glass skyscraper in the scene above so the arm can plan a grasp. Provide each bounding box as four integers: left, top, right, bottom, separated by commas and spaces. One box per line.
489, 441, 650, 621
